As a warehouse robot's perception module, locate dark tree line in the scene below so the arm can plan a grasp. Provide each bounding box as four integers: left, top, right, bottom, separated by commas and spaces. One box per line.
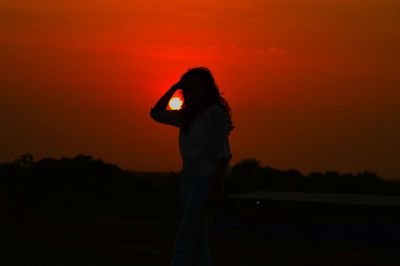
0, 154, 163, 218
225, 158, 400, 195
0, 154, 399, 219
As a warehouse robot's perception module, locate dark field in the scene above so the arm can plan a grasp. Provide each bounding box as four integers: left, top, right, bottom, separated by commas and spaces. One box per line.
2, 197, 400, 266
2, 157, 400, 265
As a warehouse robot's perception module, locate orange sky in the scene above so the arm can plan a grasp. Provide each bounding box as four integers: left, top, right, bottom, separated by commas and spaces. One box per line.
1, 0, 399, 180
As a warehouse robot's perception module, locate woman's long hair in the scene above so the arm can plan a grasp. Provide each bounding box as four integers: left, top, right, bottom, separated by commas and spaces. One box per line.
179, 67, 234, 135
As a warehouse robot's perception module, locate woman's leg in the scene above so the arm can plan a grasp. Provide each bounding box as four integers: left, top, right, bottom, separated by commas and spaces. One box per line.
191, 218, 212, 266
171, 176, 212, 266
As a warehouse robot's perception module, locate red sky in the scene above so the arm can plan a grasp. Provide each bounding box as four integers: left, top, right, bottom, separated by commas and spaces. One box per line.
1, 0, 399, 179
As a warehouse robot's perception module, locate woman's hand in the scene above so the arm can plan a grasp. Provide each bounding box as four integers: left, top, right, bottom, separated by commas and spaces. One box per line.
207, 159, 228, 208
208, 183, 225, 208
151, 80, 182, 112
170, 81, 182, 92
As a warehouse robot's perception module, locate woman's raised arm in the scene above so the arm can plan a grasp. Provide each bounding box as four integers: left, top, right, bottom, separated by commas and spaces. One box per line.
150, 82, 183, 127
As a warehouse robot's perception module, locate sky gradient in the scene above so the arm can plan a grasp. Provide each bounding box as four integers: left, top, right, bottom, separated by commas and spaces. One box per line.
1, 0, 399, 179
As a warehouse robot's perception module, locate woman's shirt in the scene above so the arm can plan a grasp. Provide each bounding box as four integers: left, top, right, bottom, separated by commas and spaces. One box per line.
150, 104, 232, 179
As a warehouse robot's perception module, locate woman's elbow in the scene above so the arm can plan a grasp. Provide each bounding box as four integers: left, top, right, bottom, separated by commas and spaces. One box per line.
150, 108, 159, 122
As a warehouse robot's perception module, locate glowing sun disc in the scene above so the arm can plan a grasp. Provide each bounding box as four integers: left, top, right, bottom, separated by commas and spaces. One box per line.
169, 97, 183, 110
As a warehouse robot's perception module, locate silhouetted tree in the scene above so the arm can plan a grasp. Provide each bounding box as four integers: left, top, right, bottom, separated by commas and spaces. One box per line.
13, 153, 34, 168
226, 158, 264, 193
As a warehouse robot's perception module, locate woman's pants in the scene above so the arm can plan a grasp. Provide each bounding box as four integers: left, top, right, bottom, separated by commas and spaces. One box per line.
170, 175, 215, 266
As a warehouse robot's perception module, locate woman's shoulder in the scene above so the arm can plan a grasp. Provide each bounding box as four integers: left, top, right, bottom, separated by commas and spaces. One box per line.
207, 104, 226, 114
206, 104, 228, 121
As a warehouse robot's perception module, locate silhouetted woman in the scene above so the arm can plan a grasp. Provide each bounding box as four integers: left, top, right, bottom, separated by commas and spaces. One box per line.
150, 67, 234, 266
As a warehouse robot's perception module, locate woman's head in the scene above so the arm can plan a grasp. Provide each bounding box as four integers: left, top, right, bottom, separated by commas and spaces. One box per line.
178, 66, 234, 134
180, 67, 219, 110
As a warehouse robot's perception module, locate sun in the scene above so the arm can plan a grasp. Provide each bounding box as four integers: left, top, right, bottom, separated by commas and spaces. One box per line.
169, 96, 183, 110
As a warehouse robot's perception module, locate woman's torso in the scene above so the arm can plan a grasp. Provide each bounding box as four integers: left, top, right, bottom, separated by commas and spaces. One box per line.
179, 104, 231, 179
